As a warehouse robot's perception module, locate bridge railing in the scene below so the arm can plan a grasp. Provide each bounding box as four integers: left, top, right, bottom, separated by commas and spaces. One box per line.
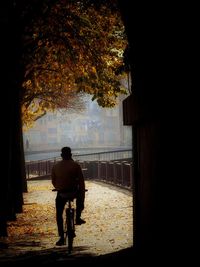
25, 149, 133, 190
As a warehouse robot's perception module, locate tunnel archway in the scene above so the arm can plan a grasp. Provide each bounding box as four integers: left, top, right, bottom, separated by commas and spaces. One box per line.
1, 0, 189, 264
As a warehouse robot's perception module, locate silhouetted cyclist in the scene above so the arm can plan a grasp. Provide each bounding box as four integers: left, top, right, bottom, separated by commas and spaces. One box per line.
51, 146, 86, 246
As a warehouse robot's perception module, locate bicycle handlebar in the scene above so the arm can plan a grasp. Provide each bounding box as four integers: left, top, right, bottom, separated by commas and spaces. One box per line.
52, 188, 88, 192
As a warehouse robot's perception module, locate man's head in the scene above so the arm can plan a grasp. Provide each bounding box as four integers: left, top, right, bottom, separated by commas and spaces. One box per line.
61, 147, 72, 160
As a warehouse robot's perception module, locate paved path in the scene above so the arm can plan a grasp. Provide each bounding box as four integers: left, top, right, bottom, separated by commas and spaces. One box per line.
0, 179, 133, 264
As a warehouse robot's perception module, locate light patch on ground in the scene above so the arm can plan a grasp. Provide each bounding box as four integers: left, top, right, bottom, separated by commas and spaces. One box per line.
0, 180, 133, 259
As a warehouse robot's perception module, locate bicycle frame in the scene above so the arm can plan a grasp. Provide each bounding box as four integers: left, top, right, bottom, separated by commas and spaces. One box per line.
52, 189, 76, 253
64, 198, 76, 254
52, 188, 87, 253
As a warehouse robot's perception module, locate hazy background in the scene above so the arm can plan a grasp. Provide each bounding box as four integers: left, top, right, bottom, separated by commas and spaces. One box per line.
23, 95, 132, 161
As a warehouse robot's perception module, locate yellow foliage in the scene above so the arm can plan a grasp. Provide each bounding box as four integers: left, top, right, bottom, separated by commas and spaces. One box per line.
20, 0, 128, 128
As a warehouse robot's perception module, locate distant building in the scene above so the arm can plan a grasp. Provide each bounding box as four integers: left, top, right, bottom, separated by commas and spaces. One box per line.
23, 96, 132, 151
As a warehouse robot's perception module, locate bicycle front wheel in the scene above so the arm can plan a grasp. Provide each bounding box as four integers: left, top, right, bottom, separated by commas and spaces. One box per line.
66, 208, 75, 254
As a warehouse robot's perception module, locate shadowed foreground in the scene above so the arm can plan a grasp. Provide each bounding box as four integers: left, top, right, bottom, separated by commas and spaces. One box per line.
0, 246, 134, 266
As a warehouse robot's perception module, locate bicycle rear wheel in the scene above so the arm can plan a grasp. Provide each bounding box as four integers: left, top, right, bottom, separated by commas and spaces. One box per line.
66, 208, 75, 254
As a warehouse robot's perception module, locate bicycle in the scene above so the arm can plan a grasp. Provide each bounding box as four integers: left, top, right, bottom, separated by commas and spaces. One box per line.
52, 189, 76, 254
52, 189, 87, 254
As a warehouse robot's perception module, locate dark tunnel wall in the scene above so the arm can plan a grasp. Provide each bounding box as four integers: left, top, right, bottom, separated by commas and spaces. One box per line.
119, 1, 192, 262
0, 0, 195, 264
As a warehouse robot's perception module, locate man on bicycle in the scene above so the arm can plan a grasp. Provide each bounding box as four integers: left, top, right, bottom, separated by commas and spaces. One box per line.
51, 146, 86, 246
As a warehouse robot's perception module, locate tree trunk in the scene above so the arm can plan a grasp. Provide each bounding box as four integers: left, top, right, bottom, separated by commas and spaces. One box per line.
0, 1, 26, 236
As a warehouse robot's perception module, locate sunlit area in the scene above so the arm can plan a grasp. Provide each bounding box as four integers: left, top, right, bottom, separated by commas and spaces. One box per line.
18, 93, 134, 257
5, 180, 133, 257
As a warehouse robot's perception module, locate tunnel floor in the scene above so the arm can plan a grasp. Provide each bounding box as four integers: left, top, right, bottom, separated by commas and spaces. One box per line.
0, 179, 133, 264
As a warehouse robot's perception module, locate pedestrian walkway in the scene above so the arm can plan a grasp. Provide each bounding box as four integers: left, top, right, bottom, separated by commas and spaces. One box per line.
0, 179, 133, 264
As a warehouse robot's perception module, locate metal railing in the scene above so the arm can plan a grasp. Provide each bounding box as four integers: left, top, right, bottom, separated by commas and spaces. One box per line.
82, 160, 133, 190
25, 149, 133, 190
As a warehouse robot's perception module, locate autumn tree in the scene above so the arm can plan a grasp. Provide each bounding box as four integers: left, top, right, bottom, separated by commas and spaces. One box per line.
0, 0, 128, 239
20, 0, 128, 128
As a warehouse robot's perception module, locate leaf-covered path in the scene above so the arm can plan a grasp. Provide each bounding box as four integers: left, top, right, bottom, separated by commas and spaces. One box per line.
0, 180, 133, 263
